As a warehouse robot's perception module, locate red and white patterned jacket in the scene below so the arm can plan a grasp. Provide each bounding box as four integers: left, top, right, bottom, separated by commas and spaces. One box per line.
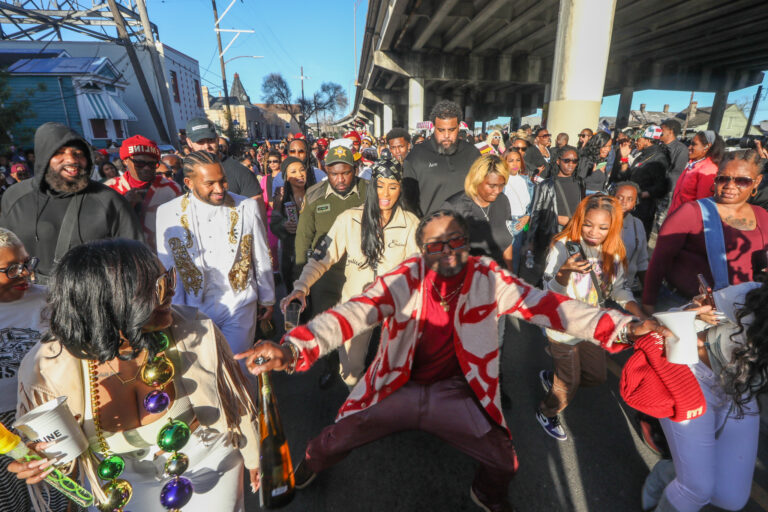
284, 255, 633, 433
106, 174, 181, 248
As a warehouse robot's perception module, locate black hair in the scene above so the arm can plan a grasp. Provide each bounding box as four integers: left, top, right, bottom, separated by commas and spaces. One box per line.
182, 150, 220, 177
718, 149, 761, 175
722, 281, 768, 415
277, 157, 308, 209
360, 159, 410, 270
580, 131, 611, 164
557, 145, 579, 160
520, 124, 531, 131
386, 128, 411, 144
429, 100, 462, 124
534, 127, 548, 138
660, 119, 681, 136
97, 161, 117, 179
44, 239, 165, 362
694, 131, 726, 165
415, 209, 469, 246
287, 138, 319, 187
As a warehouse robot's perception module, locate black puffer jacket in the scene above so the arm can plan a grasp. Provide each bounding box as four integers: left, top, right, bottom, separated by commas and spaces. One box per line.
0, 123, 142, 281
613, 143, 670, 234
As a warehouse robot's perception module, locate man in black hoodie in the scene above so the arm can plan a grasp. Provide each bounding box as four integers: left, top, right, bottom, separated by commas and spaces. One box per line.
0, 122, 142, 284
403, 100, 481, 216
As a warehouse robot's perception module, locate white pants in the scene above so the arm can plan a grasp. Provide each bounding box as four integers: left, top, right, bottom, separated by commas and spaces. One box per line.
660, 362, 759, 512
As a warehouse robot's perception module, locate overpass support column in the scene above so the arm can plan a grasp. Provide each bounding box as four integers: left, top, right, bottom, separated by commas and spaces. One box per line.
616, 87, 633, 130
465, 105, 474, 133
547, 0, 617, 142
510, 93, 522, 131
383, 103, 393, 134
707, 89, 728, 133
373, 112, 381, 137
408, 78, 425, 133
481, 120, 487, 134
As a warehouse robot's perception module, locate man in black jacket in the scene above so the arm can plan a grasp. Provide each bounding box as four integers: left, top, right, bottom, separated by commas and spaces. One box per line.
403, 100, 480, 216
522, 146, 585, 286
0, 122, 142, 284
612, 125, 670, 237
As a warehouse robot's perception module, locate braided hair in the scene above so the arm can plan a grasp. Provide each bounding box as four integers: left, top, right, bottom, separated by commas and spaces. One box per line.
182, 150, 220, 178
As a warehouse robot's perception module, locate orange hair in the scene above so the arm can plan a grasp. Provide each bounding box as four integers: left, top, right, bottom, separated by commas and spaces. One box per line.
553, 194, 627, 282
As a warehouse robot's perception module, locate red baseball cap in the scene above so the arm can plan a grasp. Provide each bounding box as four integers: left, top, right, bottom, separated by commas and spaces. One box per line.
119, 135, 160, 161
343, 131, 361, 143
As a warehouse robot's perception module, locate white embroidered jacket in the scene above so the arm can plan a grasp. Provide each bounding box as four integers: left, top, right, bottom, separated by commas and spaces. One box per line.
283, 255, 633, 433
155, 192, 275, 329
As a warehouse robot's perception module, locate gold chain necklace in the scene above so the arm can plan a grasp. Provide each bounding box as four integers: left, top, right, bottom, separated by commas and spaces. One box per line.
103, 352, 147, 386
429, 278, 462, 313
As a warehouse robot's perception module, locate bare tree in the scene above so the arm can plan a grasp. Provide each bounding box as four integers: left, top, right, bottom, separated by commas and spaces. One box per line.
262, 73, 347, 134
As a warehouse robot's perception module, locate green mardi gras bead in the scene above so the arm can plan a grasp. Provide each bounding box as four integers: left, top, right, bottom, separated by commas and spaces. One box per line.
97, 455, 125, 480
164, 452, 190, 477
154, 331, 170, 352
140, 355, 175, 387
98, 478, 132, 511
157, 420, 191, 452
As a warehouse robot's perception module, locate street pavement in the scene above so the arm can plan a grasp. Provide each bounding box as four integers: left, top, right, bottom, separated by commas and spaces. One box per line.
245, 308, 768, 511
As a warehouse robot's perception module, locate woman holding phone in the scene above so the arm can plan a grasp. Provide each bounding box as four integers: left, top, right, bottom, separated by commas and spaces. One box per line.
270, 157, 308, 290
279, 159, 419, 387
577, 131, 613, 194
536, 194, 644, 441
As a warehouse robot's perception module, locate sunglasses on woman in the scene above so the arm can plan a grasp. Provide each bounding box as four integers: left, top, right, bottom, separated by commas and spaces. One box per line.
422, 236, 468, 255
156, 267, 177, 305
713, 175, 755, 188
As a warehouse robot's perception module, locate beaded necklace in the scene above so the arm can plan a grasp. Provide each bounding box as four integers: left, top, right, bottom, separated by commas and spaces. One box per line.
88, 331, 195, 511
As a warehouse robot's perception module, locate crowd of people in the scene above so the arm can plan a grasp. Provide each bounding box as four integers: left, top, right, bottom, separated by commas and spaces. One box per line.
0, 97, 767, 512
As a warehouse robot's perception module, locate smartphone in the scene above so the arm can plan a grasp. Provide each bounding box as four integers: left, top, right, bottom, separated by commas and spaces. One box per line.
284, 201, 298, 224
595, 162, 607, 172
565, 241, 585, 260
697, 274, 714, 306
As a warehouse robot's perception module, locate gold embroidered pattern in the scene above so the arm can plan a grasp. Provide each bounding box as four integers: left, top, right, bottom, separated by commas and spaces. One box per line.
228, 234, 252, 292
228, 209, 239, 244
169, 237, 203, 296
170, 192, 202, 296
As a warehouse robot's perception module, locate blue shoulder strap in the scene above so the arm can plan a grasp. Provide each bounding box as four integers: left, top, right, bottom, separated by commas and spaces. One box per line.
697, 197, 729, 290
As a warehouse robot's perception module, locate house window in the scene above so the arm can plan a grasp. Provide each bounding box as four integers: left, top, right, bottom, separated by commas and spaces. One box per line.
90, 119, 108, 138
194, 79, 202, 107
170, 71, 180, 103
113, 120, 124, 139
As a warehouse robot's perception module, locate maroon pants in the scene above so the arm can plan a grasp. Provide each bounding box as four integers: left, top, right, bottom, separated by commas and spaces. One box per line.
305, 376, 518, 503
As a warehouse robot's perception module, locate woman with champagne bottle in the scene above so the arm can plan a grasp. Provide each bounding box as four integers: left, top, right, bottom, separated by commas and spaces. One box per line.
280, 158, 419, 387
7, 239, 262, 512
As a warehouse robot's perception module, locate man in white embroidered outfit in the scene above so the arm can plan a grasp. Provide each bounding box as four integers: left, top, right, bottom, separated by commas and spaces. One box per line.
155, 150, 275, 355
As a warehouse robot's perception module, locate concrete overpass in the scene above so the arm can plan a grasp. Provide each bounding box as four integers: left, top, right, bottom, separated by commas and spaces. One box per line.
341, 0, 767, 140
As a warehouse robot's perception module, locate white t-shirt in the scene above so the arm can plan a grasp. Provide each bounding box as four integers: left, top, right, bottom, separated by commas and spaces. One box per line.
504, 175, 531, 217
0, 284, 48, 412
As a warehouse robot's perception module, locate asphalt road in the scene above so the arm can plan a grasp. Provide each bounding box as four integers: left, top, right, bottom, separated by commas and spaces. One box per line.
244, 309, 768, 512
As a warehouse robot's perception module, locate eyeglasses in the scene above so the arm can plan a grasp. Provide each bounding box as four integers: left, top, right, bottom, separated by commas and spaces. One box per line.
129, 158, 159, 170
0, 256, 38, 279
155, 267, 177, 305
713, 175, 756, 188
267, 159, 280, 164
579, 133, 590, 138
158, 171, 174, 179
422, 236, 468, 255
539, 134, 551, 138
513, 146, 527, 152
560, 158, 579, 164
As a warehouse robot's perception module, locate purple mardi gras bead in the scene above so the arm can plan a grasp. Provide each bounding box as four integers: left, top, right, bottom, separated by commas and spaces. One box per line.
160, 476, 193, 509
143, 389, 171, 414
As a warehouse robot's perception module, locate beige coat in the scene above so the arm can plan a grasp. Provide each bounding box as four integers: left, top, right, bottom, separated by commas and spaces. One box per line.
17, 305, 260, 506
293, 205, 420, 302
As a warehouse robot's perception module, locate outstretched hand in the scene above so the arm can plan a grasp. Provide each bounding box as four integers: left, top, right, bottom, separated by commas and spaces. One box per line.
627, 318, 672, 341
234, 341, 293, 375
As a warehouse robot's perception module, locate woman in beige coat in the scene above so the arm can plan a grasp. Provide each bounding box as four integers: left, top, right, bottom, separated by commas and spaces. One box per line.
281, 159, 419, 387
9, 239, 260, 512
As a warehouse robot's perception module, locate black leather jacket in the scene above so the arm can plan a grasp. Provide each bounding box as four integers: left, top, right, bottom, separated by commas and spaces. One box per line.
527, 176, 586, 252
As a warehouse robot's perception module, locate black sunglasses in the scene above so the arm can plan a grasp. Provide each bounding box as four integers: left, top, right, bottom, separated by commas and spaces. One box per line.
422, 236, 468, 255
129, 158, 159, 170
560, 158, 579, 164
714, 175, 755, 188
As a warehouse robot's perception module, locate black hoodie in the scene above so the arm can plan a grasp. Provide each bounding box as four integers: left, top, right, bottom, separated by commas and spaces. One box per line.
0, 122, 142, 280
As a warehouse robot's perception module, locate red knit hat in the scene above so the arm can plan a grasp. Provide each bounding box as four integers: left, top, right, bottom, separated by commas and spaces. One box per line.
119, 135, 160, 161
620, 333, 706, 422
343, 130, 361, 143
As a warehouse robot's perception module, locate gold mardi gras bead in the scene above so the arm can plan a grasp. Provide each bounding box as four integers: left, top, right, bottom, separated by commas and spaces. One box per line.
98, 479, 133, 511
140, 355, 175, 387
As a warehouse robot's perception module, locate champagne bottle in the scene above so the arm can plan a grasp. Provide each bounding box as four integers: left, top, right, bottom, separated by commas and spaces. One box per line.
257, 371, 295, 509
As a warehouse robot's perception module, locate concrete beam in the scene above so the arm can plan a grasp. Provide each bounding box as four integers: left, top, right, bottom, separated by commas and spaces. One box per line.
473, 0, 551, 53
373, 50, 410, 77
377, 0, 409, 50
443, 0, 508, 52
413, 0, 460, 50
383, 103, 393, 134
408, 77, 425, 131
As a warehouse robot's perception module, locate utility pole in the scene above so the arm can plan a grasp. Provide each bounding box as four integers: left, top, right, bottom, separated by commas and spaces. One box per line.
107, 0, 170, 143
211, 0, 231, 132
743, 85, 763, 138
298, 66, 310, 134
135, 0, 178, 147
